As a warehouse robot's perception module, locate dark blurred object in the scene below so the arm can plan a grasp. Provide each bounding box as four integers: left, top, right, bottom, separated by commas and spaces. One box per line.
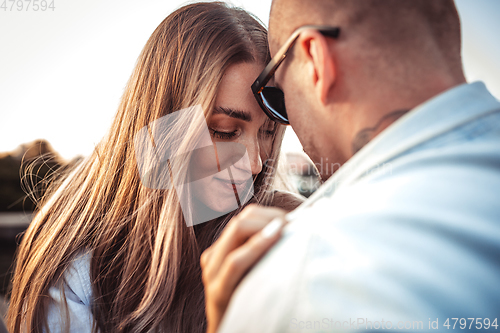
0, 302, 8, 333
0, 139, 65, 212
284, 152, 321, 197
0, 241, 16, 298
0, 214, 28, 296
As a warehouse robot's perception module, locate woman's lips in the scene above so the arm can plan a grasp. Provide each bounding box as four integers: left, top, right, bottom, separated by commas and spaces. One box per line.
214, 176, 252, 195
215, 177, 248, 185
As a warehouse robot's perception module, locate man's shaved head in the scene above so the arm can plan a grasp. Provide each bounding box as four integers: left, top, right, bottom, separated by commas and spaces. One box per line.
269, 0, 462, 77
267, 0, 465, 177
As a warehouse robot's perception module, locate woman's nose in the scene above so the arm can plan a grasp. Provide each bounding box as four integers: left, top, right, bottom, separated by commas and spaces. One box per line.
247, 142, 263, 175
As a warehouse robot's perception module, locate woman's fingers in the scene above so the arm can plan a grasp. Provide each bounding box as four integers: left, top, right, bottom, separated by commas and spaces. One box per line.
211, 217, 286, 306
201, 205, 288, 333
202, 204, 286, 280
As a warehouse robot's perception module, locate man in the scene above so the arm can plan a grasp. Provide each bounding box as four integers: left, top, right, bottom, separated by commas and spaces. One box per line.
204, 0, 500, 332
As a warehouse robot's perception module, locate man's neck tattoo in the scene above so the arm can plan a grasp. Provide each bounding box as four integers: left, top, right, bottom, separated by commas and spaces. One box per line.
351, 109, 410, 155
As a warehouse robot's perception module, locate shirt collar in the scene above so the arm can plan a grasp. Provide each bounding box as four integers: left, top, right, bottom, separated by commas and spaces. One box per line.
301, 81, 500, 208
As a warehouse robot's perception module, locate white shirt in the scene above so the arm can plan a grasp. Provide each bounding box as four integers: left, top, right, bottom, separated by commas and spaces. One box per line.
218, 82, 500, 333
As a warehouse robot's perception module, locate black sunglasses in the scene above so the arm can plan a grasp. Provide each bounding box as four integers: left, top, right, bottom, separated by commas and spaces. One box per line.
251, 25, 340, 125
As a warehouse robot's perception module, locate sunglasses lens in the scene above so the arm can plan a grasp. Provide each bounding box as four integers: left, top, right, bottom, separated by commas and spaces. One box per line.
260, 87, 289, 124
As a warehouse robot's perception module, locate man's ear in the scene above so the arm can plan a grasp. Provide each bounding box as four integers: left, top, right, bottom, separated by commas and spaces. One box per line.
296, 30, 336, 106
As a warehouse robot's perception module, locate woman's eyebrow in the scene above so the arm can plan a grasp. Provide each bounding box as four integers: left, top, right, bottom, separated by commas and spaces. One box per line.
214, 106, 252, 122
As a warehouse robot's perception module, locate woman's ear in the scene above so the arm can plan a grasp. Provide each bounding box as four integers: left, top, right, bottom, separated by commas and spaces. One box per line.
297, 30, 336, 106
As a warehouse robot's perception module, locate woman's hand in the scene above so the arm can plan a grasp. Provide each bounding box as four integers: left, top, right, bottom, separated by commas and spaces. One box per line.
201, 204, 287, 333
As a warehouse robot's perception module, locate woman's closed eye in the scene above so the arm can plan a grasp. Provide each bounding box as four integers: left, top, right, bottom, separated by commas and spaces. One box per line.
208, 119, 277, 141
209, 128, 239, 140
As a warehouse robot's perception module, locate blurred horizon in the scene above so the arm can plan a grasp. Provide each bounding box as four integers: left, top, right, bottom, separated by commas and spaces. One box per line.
0, 0, 499, 160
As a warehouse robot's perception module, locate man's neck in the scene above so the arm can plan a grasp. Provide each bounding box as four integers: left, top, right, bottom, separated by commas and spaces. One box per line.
351, 109, 410, 154
347, 77, 466, 157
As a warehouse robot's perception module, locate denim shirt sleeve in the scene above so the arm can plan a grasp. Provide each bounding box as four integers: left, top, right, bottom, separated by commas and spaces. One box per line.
46, 252, 94, 332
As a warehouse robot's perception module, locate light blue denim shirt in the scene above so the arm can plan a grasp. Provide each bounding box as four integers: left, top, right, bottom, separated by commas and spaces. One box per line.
47, 251, 93, 332
48, 82, 500, 332
219, 82, 500, 333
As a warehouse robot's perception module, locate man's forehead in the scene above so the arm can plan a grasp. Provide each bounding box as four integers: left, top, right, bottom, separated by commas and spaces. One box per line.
269, 0, 304, 53
267, 27, 282, 57
268, 6, 288, 55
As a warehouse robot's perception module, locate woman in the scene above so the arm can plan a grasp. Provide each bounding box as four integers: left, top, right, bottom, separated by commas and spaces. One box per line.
7, 2, 303, 332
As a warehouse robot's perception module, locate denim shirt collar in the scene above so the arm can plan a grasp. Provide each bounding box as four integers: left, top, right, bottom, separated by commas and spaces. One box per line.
296, 81, 500, 214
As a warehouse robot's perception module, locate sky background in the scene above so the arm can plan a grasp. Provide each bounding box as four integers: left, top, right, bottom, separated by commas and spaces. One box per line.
0, 0, 499, 160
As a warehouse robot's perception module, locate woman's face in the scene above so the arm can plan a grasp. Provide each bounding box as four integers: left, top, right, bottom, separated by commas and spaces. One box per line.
191, 62, 277, 218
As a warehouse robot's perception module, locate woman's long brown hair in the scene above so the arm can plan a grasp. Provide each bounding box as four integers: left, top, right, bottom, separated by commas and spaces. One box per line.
7, 2, 286, 332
